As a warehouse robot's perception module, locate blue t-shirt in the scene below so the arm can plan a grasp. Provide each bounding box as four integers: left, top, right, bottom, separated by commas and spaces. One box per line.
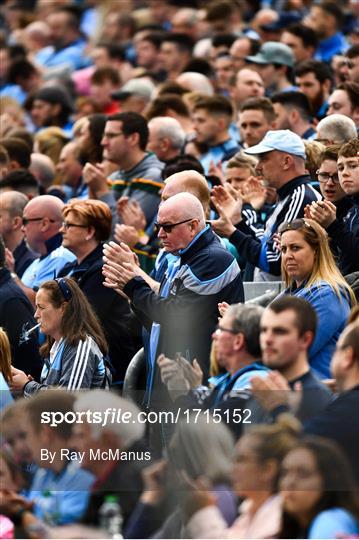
22, 246, 76, 290
308, 508, 359, 539
27, 461, 94, 525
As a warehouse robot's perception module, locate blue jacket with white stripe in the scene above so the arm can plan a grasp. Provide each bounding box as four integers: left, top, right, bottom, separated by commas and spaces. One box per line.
23, 336, 107, 396
228, 175, 321, 279
124, 226, 244, 390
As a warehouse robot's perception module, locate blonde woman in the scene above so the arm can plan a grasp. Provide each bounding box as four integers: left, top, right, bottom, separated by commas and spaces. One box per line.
279, 218, 356, 379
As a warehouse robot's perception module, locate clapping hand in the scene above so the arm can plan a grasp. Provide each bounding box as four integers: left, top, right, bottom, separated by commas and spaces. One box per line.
116, 197, 146, 231
251, 371, 302, 414
241, 176, 266, 210
157, 354, 190, 400
305, 200, 336, 228
82, 163, 109, 198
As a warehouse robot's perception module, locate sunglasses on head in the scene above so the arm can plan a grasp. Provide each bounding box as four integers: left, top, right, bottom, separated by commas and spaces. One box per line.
154, 218, 194, 234
278, 218, 313, 235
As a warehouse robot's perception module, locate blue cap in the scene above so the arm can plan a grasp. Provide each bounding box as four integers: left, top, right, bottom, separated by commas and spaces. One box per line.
244, 130, 306, 159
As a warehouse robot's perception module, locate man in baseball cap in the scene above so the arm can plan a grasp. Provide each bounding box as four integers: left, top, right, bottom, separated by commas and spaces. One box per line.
213, 129, 321, 280
111, 78, 155, 114
245, 41, 296, 95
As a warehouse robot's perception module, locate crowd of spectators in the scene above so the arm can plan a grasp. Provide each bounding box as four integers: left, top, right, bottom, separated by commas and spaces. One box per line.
1, 0, 359, 538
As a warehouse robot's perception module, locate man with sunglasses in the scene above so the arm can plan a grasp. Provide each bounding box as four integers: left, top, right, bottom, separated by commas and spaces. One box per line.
14, 195, 75, 304
103, 192, 244, 409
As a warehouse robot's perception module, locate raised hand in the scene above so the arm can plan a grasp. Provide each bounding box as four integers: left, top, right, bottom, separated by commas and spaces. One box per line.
307, 200, 336, 228
114, 224, 140, 248
241, 176, 266, 210
82, 162, 109, 198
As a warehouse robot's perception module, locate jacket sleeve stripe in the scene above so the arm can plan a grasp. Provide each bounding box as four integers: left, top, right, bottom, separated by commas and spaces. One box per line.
75, 337, 93, 389
67, 339, 83, 390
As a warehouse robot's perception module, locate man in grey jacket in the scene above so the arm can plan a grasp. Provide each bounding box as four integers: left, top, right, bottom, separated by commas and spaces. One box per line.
83, 112, 164, 228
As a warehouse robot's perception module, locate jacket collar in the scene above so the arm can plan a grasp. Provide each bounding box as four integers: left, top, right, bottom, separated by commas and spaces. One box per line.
179, 224, 212, 264
277, 174, 312, 200
43, 232, 63, 259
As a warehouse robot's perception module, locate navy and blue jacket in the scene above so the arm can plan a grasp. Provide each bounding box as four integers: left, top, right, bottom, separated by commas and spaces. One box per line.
228, 175, 321, 278
327, 195, 359, 275
124, 226, 244, 405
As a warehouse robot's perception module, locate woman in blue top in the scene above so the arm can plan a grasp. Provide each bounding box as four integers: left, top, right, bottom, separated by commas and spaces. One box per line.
279, 436, 359, 539
279, 218, 356, 379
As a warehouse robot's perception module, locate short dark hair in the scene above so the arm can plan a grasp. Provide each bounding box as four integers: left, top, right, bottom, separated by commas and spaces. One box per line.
53, 5, 81, 31
295, 60, 333, 85
240, 97, 276, 123
145, 94, 190, 120
317, 2, 344, 30
347, 44, 359, 60
107, 112, 149, 150
212, 34, 237, 49
7, 129, 34, 152
162, 33, 193, 54
183, 58, 213, 78
162, 154, 204, 180
0, 169, 39, 194
95, 42, 127, 62
2, 138, 31, 169
271, 90, 312, 122
285, 23, 319, 50
7, 59, 39, 85
337, 81, 359, 110
90, 67, 121, 86
193, 95, 233, 117
139, 32, 164, 50
341, 324, 359, 361
268, 296, 317, 337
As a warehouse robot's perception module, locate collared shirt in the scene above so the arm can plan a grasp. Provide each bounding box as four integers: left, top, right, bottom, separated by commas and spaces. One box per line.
21, 233, 76, 290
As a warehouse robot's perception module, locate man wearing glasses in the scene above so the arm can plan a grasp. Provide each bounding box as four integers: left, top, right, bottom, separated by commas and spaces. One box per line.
14, 195, 75, 304
103, 192, 244, 408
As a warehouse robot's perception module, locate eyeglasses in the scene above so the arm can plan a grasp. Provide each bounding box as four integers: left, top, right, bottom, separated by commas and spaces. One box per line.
316, 170, 340, 184
278, 218, 312, 235
61, 221, 88, 230
154, 218, 194, 234
214, 324, 238, 335
22, 217, 54, 226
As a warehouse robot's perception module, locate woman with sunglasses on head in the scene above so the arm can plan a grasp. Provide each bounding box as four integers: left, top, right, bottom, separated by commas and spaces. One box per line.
10, 277, 110, 396
279, 218, 356, 379
279, 436, 359, 539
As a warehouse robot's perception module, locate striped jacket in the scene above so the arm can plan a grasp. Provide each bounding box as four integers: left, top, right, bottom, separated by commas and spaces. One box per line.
228, 175, 321, 279
23, 336, 108, 396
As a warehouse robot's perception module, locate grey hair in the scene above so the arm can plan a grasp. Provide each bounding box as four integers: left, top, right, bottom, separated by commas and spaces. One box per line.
226, 303, 264, 358
317, 114, 357, 144
170, 414, 234, 483
149, 117, 186, 150
2, 190, 28, 218
74, 390, 145, 449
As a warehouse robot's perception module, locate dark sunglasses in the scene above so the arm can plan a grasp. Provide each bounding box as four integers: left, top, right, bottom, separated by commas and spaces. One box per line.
154, 218, 194, 234
22, 217, 55, 226
278, 218, 312, 235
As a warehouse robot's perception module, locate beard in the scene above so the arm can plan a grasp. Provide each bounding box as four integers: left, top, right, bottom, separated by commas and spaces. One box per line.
310, 87, 325, 117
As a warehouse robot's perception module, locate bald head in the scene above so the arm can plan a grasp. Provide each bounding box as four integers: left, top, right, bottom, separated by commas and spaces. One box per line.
25, 195, 64, 221
176, 72, 214, 95
30, 153, 56, 189
160, 192, 205, 223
